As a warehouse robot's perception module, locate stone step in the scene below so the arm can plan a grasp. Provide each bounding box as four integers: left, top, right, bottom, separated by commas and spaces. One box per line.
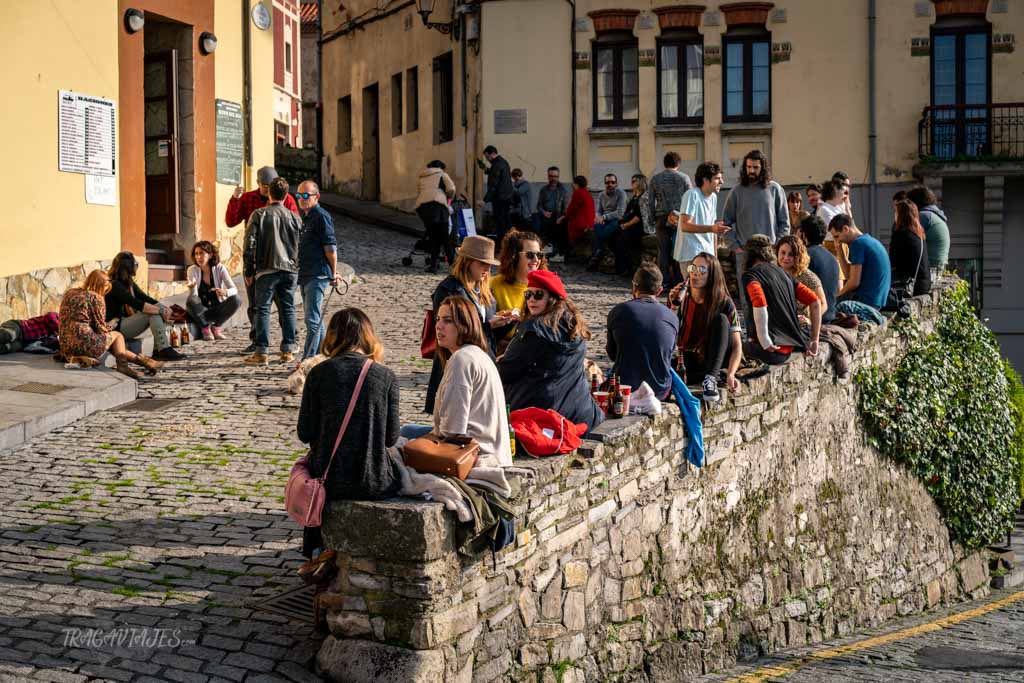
991, 566, 1024, 590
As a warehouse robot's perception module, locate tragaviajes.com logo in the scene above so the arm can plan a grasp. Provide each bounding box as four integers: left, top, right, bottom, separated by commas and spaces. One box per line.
62, 628, 195, 649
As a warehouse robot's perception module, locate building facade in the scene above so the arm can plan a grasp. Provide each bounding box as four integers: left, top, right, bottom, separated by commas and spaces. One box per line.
300, 2, 320, 150
273, 0, 303, 146
0, 0, 281, 321
321, 0, 1024, 368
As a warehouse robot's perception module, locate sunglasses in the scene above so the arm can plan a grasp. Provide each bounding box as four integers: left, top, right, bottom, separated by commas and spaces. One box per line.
687, 264, 709, 274
520, 251, 543, 260
523, 290, 548, 302
295, 192, 319, 200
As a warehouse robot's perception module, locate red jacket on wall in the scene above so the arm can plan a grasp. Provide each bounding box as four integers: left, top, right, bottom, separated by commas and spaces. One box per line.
565, 186, 595, 245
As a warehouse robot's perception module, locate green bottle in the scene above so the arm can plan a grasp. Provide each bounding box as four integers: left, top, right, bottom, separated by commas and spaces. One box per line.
507, 406, 516, 458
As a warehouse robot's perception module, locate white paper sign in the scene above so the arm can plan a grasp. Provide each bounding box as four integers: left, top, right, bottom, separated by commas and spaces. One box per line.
461, 208, 477, 237
85, 174, 117, 206
59, 90, 116, 177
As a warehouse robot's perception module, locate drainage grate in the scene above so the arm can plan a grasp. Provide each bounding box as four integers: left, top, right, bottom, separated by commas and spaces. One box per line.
10, 382, 70, 395
253, 584, 315, 623
111, 398, 184, 412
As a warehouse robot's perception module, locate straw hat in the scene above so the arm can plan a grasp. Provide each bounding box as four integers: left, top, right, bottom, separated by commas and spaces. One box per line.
457, 235, 500, 266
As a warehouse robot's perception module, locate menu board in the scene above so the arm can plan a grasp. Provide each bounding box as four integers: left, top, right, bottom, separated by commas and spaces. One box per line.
58, 90, 116, 176
216, 99, 244, 185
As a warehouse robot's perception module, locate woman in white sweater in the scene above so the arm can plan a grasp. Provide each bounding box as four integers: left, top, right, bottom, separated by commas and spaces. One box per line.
414, 160, 457, 273
186, 241, 241, 341
401, 295, 511, 468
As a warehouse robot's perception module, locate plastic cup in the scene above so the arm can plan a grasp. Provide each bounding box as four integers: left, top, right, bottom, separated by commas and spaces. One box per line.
619, 385, 632, 414
593, 391, 610, 416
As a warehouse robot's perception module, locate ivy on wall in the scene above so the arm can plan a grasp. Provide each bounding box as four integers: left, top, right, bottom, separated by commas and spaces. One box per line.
857, 283, 1019, 549
1005, 360, 1024, 501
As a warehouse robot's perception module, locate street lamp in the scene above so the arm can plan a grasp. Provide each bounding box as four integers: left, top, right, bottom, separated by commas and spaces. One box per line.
123, 8, 144, 34
415, 0, 454, 36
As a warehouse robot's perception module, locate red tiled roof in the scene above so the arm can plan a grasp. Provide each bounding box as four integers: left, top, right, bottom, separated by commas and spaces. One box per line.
300, 2, 319, 30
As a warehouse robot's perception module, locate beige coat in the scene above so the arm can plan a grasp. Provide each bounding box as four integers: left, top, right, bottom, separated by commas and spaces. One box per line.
415, 167, 456, 209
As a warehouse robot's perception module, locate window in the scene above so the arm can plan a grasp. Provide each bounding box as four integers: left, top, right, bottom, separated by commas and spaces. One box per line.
406, 67, 419, 132
391, 72, 403, 137
593, 33, 639, 127
722, 33, 771, 123
657, 36, 703, 123
433, 52, 454, 144
930, 24, 991, 157
275, 121, 289, 144
336, 96, 352, 152
285, 39, 293, 74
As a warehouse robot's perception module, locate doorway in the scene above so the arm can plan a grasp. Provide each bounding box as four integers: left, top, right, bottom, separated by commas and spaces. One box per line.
362, 83, 380, 201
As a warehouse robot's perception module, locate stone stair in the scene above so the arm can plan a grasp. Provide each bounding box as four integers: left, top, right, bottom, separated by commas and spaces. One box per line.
989, 506, 1024, 589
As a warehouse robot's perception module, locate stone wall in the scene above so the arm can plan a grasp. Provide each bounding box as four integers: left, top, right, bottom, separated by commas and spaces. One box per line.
316, 281, 990, 682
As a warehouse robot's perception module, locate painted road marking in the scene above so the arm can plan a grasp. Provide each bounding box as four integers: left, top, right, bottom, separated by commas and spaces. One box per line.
725, 590, 1024, 682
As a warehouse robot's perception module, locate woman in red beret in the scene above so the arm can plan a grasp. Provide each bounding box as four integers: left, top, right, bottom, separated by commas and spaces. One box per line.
497, 270, 604, 433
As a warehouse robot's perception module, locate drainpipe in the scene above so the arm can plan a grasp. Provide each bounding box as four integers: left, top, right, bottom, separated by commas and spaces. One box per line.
242, 0, 254, 189
316, 0, 323, 155
868, 0, 877, 234
566, 0, 577, 176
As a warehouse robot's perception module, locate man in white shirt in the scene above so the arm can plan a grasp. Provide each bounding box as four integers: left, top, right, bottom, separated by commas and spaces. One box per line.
669, 162, 731, 274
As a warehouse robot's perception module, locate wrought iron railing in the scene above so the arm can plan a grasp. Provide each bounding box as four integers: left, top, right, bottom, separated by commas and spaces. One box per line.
947, 258, 983, 311
918, 102, 1024, 161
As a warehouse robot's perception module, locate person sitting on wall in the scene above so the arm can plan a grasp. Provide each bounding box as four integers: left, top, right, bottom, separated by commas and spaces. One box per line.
560, 175, 595, 264
61, 269, 163, 378
490, 230, 546, 354
906, 185, 950, 277
740, 235, 821, 366
889, 199, 932, 298
606, 264, 678, 402
800, 215, 839, 324
401, 296, 513, 468
666, 252, 743, 401
105, 252, 184, 361
497, 270, 604, 433
605, 173, 654, 277
831, 214, 891, 312
0, 312, 59, 355
775, 235, 828, 327
588, 173, 628, 272
186, 240, 241, 342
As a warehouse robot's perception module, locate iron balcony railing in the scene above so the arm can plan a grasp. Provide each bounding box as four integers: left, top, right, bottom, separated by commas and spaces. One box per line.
918, 102, 1024, 161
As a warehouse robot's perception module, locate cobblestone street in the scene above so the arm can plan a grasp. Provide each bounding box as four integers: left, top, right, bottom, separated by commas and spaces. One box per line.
0, 215, 630, 683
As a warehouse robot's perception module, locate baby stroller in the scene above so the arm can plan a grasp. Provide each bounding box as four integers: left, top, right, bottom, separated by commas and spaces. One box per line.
401, 195, 470, 269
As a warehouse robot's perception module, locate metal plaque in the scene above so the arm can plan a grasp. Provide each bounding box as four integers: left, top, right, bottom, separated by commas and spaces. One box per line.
494, 109, 527, 135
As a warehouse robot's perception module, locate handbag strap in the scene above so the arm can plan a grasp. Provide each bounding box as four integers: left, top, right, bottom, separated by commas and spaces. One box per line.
319, 358, 373, 483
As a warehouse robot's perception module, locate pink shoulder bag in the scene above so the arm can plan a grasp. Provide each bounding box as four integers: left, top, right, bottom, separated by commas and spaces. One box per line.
285, 358, 373, 527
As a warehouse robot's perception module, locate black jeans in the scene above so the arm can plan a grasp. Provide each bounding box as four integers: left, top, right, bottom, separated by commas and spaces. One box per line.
656, 216, 680, 288
491, 198, 512, 245
608, 225, 644, 276
417, 202, 455, 267
743, 340, 792, 366
541, 214, 568, 256
683, 313, 733, 382
187, 293, 241, 329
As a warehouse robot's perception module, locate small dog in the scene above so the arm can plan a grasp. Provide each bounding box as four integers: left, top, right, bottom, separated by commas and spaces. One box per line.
286, 354, 327, 394
584, 358, 604, 386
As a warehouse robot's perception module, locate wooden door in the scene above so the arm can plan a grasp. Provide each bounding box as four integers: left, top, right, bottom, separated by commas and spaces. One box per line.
144, 50, 180, 237
362, 83, 380, 201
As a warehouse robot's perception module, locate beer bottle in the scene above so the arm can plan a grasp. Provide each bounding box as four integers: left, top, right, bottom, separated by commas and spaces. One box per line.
180, 325, 190, 345
507, 406, 516, 458
611, 375, 625, 419
169, 327, 179, 348
591, 374, 599, 396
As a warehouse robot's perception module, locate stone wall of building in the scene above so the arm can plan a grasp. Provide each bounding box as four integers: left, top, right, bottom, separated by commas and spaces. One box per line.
323, 281, 987, 682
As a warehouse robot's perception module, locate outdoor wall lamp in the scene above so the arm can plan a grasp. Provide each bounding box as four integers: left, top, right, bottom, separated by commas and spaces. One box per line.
415, 0, 455, 36
123, 8, 145, 34
199, 31, 218, 55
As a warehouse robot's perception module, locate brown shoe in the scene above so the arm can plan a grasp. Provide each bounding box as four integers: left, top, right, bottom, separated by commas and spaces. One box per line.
133, 354, 165, 376
280, 352, 295, 364
244, 353, 269, 365
115, 359, 142, 380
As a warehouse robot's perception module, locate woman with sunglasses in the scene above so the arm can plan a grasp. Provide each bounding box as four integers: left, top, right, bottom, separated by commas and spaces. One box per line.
497, 270, 604, 433
490, 230, 547, 352
666, 252, 743, 401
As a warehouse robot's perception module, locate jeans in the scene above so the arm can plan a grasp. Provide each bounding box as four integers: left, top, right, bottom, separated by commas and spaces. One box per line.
608, 225, 643, 275
732, 249, 749, 316
743, 340, 792, 366
682, 313, 733, 383
541, 214, 568, 256
491, 198, 512, 245
400, 424, 433, 440
417, 202, 455, 267
253, 271, 298, 354
119, 312, 170, 351
301, 277, 330, 359
592, 219, 619, 258
656, 216, 680, 287
186, 294, 241, 329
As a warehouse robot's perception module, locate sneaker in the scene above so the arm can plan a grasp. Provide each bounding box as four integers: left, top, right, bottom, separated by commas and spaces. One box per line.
280, 351, 295, 364
240, 343, 258, 354
153, 347, 186, 361
549, 253, 565, 264
243, 353, 269, 365
211, 326, 225, 340
701, 375, 720, 403
201, 326, 214, 341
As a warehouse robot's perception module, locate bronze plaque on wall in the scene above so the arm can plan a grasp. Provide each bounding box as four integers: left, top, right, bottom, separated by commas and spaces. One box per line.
494, 109, 528, 135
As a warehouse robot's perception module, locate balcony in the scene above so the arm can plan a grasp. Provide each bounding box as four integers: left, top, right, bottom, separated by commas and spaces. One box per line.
918, 102, 1024, 162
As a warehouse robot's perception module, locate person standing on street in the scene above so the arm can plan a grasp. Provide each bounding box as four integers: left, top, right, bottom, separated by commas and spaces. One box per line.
648, 152, 693, 287
480, 145, 514, 245
226, 166, 300, 353
296, 180, 342, 360
243, 177, 302, 365
670, 162, 730, 277
536, 166, 571, 259
721, 149, 789, 312
510, 168, 533, 231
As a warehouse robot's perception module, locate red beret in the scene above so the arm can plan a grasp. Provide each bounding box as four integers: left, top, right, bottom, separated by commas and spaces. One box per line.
527, 270, 568, 300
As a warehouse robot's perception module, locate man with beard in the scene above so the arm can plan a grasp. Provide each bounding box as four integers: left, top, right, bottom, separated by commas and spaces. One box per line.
722, 150, 789, 312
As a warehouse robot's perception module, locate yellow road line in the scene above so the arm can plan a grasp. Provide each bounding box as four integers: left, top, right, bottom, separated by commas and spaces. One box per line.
725, 590, 1024, 682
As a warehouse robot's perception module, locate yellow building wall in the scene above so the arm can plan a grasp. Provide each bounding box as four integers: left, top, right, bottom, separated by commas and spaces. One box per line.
0, 1, 122, 279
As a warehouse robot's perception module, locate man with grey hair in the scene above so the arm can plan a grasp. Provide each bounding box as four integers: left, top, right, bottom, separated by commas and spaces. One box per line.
605, 263, 678, 401
296, 179, 341, 359
226, 166, 300, 353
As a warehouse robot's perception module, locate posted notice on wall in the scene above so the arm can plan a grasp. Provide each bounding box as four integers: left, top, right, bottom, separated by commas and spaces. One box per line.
85, 174, 116, 206
58, 90, 116, 176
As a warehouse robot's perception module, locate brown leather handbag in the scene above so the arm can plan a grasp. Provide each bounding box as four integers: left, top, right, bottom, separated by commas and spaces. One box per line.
402, 434, 480, 480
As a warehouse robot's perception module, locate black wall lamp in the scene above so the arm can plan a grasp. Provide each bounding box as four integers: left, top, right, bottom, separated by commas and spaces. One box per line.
415, 0, 457, 37
199, 31, 218, 55
123, 8, 145, 34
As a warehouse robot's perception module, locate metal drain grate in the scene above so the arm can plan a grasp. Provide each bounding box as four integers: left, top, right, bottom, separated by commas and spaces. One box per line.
111, 398, 183, 412
253, 584, 315, 623
10, 382, 70, 395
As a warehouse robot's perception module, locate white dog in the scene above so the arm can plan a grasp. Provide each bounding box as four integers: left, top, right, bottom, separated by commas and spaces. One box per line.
286, 354, 327, 394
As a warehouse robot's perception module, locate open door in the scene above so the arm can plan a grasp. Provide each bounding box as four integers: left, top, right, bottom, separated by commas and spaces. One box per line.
362, 83, 380, 201
144, 49, 180, 238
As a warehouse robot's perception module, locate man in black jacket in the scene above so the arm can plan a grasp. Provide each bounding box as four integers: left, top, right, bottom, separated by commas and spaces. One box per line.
481, 145, 514, 245
243, 177, 302, 365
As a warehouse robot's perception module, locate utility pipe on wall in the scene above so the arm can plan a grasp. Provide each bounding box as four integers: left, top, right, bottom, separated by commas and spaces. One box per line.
868, 0, 877, 234
565, 0, 577, 177
242, 0, 253, 188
